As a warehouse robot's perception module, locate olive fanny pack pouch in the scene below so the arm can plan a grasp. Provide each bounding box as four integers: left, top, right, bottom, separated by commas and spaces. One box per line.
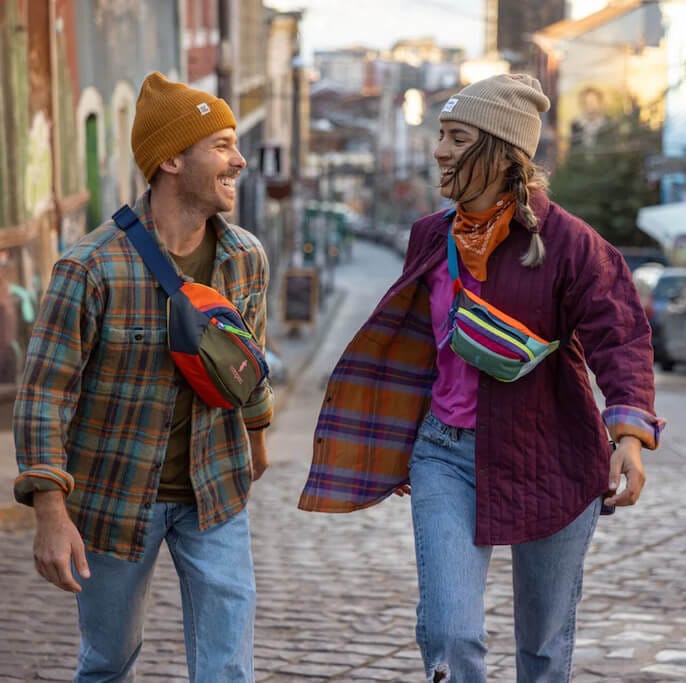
113, 205, 269, 409
439, 232, 559, 382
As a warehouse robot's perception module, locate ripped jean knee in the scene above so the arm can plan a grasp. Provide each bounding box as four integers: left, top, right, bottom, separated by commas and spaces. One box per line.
428, 663, 450, 682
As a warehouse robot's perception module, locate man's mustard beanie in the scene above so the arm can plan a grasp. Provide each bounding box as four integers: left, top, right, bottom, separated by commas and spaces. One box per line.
439, 73, 551, 158
131, 71, 237, 181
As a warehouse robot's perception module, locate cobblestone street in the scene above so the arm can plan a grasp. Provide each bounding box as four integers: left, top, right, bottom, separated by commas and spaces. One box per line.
2, 242, 686, 682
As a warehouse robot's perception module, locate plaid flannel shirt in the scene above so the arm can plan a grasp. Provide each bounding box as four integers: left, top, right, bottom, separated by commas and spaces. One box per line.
14, 191, 272, 561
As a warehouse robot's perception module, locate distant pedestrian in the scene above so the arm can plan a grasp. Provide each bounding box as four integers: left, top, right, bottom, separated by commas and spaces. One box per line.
299, 74, 664, 682
13, 72, 272, 682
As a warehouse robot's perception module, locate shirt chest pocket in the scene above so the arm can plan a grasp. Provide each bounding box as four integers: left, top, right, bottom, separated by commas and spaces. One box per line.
85, 326, 170, 398
232, 293, 256, 319
216, 278, 249, 308
218, 287, 258, 326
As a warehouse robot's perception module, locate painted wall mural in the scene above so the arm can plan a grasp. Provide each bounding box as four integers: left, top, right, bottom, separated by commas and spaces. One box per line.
24, 111, 53, 218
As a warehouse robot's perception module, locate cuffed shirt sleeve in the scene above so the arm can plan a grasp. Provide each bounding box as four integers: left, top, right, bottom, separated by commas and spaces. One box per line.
14, 467, 74, 506
602, 405, 666, 450
242, 382, 273, 430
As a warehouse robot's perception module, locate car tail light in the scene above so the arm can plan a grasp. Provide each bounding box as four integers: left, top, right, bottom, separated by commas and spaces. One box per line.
645, 297, 654, 321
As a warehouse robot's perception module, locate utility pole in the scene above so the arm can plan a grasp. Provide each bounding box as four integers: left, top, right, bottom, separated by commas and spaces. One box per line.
484, 0, 498, 55
291, 52, 303, 188
217, 0, 232, 105
291, 52, 304, 268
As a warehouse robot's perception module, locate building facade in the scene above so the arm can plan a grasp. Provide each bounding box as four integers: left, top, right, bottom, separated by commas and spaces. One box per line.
533, 0, 668, 162
496, 0, 566, 69
184, 0, 221, 92
660, 0, 686, 203
262, 9, 307, 288
1, 0, 307, 389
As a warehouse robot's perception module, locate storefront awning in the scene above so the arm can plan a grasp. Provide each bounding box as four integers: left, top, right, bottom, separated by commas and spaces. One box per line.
637, 202, 686, 249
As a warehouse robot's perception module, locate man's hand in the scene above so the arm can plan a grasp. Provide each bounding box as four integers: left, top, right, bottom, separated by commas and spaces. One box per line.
33, 490, 90, 593
604, 435, 646, 508
248, 429, 269, 481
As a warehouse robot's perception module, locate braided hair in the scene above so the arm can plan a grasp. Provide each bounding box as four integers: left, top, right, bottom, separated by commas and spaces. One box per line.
504, 145, 548, 267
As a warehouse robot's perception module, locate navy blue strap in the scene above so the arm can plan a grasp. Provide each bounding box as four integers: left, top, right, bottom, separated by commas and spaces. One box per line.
447, 232, 460, 281
112, 205, 183, 296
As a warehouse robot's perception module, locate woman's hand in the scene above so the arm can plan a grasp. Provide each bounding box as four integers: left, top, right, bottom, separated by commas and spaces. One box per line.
604, 435, 646, 507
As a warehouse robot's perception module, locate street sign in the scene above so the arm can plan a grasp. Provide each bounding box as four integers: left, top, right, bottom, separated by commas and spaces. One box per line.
644, 155, 686, 182
282, 268, 318, 327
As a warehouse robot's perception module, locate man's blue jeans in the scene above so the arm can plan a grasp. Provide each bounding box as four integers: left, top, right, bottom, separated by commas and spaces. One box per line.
73, 504, 255, 683
409, 412, 600, 683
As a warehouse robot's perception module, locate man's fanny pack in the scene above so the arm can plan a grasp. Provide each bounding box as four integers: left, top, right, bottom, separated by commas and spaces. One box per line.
113, 205, 269, 409
439, 233, 559, 382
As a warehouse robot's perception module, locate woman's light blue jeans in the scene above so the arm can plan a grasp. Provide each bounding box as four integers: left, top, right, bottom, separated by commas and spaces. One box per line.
73, 504, 255, 683
409, 412, 600, 683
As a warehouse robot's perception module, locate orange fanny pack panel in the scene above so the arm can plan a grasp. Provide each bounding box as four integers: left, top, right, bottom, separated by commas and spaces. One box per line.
168, 282, 269, 408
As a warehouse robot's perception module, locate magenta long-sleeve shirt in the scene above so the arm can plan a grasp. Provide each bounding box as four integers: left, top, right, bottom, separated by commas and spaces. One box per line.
425, 255, 480, 429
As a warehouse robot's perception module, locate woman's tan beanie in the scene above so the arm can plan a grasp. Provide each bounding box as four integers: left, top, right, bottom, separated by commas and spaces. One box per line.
439, 73, 551, 158
131, 71, 237, 182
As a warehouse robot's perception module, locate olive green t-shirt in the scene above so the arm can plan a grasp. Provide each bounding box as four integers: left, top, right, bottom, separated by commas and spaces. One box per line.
156, 225, 217, 503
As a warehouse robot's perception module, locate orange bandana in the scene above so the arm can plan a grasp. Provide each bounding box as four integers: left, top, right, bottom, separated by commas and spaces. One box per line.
452, 195, 517, 281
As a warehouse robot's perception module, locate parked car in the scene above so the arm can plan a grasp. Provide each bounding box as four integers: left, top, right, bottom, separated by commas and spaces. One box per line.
643, 267, 686, 371
392, 227, 412, 258
367, 222, 399, 247
661, 283, 686, 370
632, 263, 665, 310
618, 246, 670, 272
348, 213, 372, 238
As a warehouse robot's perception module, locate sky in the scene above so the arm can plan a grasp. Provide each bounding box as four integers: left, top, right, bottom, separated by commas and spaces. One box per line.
271, 0, 610, 65
271, 0, 487, 63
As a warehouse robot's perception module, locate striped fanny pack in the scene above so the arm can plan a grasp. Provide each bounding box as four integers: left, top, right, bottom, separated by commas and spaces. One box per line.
439, 234, 559, 382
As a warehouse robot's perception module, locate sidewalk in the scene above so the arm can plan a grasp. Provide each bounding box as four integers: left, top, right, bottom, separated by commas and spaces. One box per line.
0, 285, 346, 530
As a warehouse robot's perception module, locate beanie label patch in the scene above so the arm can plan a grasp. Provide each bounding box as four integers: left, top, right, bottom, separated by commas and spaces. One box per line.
442, 96, 459, 113
196, 102, 211, 115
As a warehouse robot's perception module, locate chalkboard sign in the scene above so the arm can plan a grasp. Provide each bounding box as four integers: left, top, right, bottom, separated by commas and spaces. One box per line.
282, 268, 318, 326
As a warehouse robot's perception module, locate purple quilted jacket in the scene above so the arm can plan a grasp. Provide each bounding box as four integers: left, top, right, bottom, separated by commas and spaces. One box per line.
299, 193, 664, 544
